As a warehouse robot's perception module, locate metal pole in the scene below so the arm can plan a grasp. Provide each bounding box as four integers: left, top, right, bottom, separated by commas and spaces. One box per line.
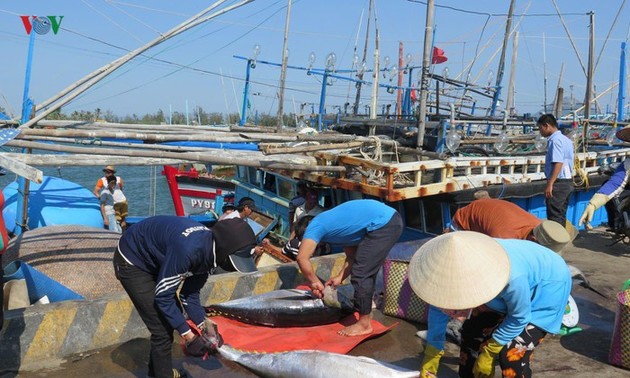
276, 0, 292, 131
490, 0, 515, 116
318, 71, 329, 131
618, 42, 626, 122
417, 0, 435, 148
240, 60, 252, 126
397, 42, 404, 117
15, 28, 37, 236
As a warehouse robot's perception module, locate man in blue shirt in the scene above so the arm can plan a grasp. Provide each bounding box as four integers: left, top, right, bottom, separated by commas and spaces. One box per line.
538, 114, 574, 227
409, 232, 571, 378
295, 199, 403, 337
114, 216, 257, 378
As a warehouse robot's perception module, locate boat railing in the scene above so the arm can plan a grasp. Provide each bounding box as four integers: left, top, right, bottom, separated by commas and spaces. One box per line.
285, 147, 630, 202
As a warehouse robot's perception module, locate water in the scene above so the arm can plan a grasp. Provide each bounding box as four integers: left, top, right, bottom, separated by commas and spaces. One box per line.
0, 165, 176, 217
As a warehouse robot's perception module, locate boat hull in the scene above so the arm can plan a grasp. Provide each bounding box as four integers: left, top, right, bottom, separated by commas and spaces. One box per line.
2, 176, 103, 234
163, 164, 236, 217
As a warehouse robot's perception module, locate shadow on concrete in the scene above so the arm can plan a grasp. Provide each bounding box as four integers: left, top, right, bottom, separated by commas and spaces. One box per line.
0, 308, 26, 377
559, 293, 616, 363
110, 338, 149, 377
572, 231, 630, 257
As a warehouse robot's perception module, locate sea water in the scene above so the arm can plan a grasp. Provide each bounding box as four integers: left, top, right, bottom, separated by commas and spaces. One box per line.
0, 165, 175, 217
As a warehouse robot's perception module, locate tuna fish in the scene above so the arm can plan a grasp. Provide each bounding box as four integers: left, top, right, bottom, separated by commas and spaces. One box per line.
217, 344, 419, 378
206, 287, 355, 327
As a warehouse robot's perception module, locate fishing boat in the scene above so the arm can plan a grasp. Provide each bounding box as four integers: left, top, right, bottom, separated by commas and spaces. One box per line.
163, 163, 236, 219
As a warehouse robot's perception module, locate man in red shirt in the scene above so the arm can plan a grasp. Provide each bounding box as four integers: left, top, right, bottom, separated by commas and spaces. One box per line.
450, 198, 570, 252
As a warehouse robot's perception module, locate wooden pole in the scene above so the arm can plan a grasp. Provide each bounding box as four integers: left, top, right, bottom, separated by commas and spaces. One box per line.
490, 0, 515, 116
417, 0, 435, 148
276, 0, 292, 132
5, 139, 348, 172
506, 31, 519, 116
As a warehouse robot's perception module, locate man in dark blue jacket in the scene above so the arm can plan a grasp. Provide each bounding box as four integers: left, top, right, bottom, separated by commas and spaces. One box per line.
113, 216, 257, 378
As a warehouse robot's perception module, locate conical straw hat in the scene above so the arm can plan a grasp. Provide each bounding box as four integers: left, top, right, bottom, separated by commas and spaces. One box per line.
408, 231, 510, 310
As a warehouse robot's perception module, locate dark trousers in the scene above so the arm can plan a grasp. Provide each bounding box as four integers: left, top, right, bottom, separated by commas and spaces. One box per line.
352, 212, 403, 315
546, 179, 573, 227
459, 308, 546, 378
113, 250, 174, 378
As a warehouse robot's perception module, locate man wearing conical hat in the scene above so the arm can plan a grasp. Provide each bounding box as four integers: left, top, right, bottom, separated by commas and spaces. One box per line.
409, 232, 571, 378
579, 125, 630, 229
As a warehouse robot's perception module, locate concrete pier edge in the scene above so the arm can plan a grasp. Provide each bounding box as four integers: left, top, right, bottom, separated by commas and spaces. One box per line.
0, 254, 346, 373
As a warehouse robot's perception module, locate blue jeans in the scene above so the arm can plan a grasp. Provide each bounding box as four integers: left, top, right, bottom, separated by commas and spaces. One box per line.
107, 214, 122, 233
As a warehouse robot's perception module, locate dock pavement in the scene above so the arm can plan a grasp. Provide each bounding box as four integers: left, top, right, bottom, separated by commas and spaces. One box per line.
9, 227, 630, 378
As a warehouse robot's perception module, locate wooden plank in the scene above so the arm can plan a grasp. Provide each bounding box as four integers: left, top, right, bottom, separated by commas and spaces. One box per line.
0, 154, 43, 183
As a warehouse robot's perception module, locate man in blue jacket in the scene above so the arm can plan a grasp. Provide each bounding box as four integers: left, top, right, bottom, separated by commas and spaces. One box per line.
113, 216, 257, 378
295, 199, 403, 337
579, 125, 630, 229
409, 231, 571, 378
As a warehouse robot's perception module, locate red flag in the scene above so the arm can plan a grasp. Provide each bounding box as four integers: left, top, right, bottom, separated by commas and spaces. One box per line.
432, 46, 447, 64
410, 88, 418, 102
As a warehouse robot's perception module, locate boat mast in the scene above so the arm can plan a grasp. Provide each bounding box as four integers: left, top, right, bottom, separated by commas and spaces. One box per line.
416, 0, 435, 148
353, 0, 373, 116
505, 31, 518, 117
490, 0, 515, 117
583, 11, 595, 137
370, 3, 380, 122
276, 0, 292, 132
543, 33, 548, 113
618, 41, 627, 121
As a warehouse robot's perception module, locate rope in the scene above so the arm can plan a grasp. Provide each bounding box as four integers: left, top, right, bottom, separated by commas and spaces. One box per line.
359, 136, 384, 184
572, 121, 589, 188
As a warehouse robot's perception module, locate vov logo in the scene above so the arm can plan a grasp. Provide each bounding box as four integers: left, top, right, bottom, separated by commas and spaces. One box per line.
20, 16, 64, 35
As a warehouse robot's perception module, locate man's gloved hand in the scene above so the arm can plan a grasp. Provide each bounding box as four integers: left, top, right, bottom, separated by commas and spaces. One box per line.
185, 335, 208, 357
201, 318, 224, 351
579, 193, 609, 229
420, 344, 444, 378
472, 338, 503, 378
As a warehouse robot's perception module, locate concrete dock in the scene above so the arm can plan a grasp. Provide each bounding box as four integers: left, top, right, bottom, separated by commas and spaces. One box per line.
3, 227, 630, 377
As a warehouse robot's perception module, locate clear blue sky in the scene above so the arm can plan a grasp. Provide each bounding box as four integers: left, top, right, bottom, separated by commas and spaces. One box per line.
1, 0, 628, 120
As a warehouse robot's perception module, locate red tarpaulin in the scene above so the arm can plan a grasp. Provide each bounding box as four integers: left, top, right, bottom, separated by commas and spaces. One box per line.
211, 313, 397, 354
432, 46, 447, 64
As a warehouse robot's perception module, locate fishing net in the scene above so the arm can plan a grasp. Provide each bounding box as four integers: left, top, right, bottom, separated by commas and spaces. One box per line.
2, 225, 122, 300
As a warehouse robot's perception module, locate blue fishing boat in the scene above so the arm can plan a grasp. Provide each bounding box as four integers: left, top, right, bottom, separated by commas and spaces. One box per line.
2, 176, 103, 234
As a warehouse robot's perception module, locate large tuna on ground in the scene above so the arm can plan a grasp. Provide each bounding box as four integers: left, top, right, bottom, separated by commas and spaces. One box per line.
206, 287, 354, 327
217, 344, 419, 378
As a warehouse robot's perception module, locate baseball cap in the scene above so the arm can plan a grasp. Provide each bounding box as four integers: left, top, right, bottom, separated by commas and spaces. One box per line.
212, 218, 257, 273
227, 246, 257, 273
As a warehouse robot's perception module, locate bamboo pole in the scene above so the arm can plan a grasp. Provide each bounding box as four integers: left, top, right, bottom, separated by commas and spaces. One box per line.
261, 141, 364, 154
4, 140, 347, 172
1, 154, 185, 167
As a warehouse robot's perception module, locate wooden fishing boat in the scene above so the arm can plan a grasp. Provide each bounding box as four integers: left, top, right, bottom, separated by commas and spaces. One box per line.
163, 163, 236, 218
